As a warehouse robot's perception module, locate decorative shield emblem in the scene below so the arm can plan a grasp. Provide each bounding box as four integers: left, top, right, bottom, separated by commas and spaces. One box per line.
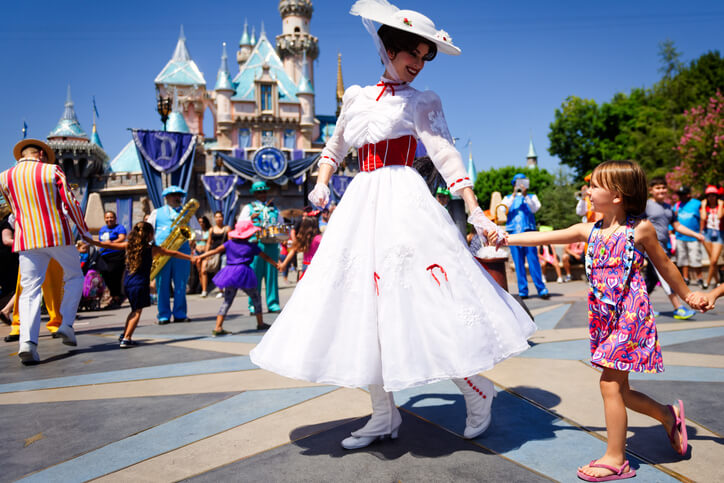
252, 147, 288, 180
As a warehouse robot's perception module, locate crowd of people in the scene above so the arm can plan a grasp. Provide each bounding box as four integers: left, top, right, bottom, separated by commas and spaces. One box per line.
1, 2, 723, 479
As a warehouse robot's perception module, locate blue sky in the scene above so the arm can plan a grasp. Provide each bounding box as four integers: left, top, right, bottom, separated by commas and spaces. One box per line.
0, 1, 722, 174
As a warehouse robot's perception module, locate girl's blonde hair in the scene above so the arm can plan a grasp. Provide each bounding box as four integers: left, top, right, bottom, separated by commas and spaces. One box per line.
591, 160, 648, 216
126, 222, 154, 274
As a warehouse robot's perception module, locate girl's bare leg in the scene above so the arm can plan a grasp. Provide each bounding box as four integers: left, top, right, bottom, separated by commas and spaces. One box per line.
706, 244, 722, 285
214, 314, 225, 332
578, 368, 629, 478
124, 309, 143, 339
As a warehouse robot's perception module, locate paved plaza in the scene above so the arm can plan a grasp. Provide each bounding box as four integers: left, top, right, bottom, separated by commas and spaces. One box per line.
1, 276, 722, 482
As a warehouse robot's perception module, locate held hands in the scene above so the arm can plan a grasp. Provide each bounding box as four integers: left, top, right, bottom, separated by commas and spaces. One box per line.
308, 183, 330, 208
685, 291, 710, 312
468, 207, 507, 249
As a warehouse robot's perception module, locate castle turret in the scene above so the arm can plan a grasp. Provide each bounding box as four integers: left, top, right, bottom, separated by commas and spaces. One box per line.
48, 85, 88, 140
526, 137, 538, 167
236, 20, 252, 69
276, 0, 318, 85
155, 25, 207, 136
215, 42, 235, 149
297, 53, 315, 143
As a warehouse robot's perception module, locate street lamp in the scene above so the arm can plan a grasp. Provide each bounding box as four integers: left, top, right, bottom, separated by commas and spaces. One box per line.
156, 88, 172, 131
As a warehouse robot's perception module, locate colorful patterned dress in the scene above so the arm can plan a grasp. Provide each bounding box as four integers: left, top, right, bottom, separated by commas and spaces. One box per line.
586, 220, 664, 373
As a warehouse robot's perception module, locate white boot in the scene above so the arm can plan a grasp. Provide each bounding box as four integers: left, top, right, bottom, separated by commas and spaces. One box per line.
453, 375, 496, 439
341, 384, 402, 449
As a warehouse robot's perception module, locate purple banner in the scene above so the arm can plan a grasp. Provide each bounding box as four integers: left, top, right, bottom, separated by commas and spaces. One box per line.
201, 174, 240, 201
132, 130, 196, 173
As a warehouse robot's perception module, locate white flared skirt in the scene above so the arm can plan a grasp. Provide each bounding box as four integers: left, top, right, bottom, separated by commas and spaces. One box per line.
250, 166, 536, 391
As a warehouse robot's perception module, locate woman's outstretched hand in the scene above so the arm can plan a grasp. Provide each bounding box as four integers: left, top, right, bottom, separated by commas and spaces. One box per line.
308, 183, 330, 208
468, 207, 507, 248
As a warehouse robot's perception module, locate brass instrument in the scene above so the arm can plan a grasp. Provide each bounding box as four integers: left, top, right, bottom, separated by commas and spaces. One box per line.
150, 198, 199, 279
494, 203, 509, 225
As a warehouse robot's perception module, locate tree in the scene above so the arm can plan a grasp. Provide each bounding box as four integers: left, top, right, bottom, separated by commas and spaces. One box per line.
666, 90, 724, 194
548, 48, 724, 182
537, 169, 582, 230
473, 165, 554, 212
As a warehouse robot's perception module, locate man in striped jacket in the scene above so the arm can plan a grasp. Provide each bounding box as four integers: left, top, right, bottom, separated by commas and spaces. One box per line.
0, 139, 89, 364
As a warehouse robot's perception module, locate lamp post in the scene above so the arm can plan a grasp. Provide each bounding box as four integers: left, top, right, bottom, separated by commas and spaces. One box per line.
156, 88, 172, 131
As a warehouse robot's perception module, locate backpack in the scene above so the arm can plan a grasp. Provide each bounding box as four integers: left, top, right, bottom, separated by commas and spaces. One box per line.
83, 269, 106, 298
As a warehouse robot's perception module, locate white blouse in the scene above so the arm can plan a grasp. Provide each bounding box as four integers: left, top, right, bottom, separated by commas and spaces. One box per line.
320, 77, 473, 194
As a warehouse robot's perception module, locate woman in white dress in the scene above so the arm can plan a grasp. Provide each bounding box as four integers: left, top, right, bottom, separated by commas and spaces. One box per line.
250, 0, 536, 450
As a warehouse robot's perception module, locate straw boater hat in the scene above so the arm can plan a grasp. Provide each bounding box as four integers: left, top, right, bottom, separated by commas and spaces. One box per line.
350, 0, 461, 56
13, 139, 55, 164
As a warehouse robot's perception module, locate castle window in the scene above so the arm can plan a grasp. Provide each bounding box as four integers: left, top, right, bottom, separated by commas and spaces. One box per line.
294, 26, 300, 33
260, 84, 272, 112
284, 130, 296, 149
238, 129, 250, 148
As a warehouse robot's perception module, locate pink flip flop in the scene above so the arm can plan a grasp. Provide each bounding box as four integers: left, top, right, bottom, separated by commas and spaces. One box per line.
667, 399, 688, 456
576, 460, 636, 481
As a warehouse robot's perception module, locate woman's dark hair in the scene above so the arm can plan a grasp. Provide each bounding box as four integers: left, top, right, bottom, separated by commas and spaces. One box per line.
199, 216, 211, 231
378, 25, 437, 61
292, 217, 321, 254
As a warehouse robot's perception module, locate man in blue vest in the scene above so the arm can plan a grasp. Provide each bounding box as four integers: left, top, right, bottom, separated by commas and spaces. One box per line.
501, 173, 549, 299
238, 181, 281, 313
148, 186, 201, 324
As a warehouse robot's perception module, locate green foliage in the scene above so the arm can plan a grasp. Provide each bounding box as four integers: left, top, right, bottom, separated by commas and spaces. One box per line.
548, 48, 724, 182
537, 169, 583, 230
473, 165, 554, 211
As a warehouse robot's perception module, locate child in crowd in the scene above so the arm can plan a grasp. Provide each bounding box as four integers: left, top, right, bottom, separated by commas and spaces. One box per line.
90, 222, 194, 348
279, 217, 322, 279
645, 178, 705, 319
700, 184, 724, 288
561, 241, 586, 281
507, 160, 708, 481
198, 220, 278, 335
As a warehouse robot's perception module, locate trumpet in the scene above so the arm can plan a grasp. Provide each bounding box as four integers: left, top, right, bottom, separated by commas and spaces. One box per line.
150, 198, 199, 279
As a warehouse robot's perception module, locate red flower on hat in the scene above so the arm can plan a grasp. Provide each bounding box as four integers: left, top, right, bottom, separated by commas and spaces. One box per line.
403, 18, 412, 27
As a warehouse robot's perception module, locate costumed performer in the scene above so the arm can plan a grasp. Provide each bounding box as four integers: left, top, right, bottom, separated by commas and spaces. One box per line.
250, 0, 536, 450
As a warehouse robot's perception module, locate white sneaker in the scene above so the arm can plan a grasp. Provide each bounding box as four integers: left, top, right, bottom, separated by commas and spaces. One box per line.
556, 276, 563, 283
564, 274, 572, 282
18, 341, 39, 363
216, 292, 223, 299
55, 324, 77, 346
200, 291, 208, 298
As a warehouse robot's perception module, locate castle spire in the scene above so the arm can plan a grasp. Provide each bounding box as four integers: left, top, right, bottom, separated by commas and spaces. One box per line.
526, 136, 538, 167
250, 26, 256, 45
172, 25, 191, 62
48, 84, 88, 139
214, 42, 234, 91
239, 19, 250, 46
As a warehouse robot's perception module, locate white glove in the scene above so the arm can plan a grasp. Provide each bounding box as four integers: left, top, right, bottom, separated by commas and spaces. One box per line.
468, 207, 507, 249
308, 183, 330, 208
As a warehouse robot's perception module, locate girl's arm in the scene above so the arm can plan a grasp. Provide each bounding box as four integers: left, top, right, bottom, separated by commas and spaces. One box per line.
702, 283, 724, 311
152, 245, 194, 262
197, 244, 225, 260
259, 251, 280, 270
90, 239, 128, 251
700, 203, 707, 232
278, 247, 298, 272
638, 221, 706, 308
508, 223, 590, 247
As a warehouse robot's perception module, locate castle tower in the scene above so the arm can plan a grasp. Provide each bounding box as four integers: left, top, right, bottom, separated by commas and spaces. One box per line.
336, 52, 344, 117
154, 25, 207, 136
297, 52, 315, 145
215, 42, 235, 149
276, 0, 319, 85
526, 137, 538, 167
48, 85, 88, 141
236, 20, 253, 69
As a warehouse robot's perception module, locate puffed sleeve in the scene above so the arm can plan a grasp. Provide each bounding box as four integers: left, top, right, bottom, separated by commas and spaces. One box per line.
414, 91, 472, 194
318, 85, 361, 172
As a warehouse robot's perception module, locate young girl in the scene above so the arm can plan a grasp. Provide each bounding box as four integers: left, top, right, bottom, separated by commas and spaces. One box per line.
507, 160, 707, 481
198, 220, 278, 335
278, 217, 321, 278
196, 215, 211, 297
700, 185, 723, 288
90, 222, 194, 348
250, 0, 535, 451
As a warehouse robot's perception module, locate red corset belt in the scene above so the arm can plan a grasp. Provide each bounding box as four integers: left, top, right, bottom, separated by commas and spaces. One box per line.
358, 135, 417, 172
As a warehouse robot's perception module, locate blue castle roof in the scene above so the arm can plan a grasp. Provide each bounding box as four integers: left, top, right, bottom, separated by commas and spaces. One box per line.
214, 43, 234, 92
109, 140, 140, 172
232, 31, 299, 103
49, 85, 88, 139
239, 20, 250, 46
155, 25, 206, 86
90, 123, 103, 148
166, 111, 190, 133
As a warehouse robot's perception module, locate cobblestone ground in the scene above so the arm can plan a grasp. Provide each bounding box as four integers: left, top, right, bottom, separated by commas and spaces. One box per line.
1, 273, 722, 482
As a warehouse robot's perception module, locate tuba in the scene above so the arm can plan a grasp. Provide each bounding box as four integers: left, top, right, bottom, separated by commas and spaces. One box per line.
150, 198, 199, 279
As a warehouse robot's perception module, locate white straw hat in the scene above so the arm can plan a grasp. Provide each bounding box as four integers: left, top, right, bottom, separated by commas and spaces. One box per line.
350, 0, 461, 56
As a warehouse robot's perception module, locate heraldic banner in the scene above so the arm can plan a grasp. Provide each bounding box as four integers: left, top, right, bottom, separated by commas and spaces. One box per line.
132, 129, 196, 209
201, 174, 242, 226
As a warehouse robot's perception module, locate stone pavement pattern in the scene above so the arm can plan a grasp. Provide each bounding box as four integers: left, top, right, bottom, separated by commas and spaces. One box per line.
1, 277, 722, 482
